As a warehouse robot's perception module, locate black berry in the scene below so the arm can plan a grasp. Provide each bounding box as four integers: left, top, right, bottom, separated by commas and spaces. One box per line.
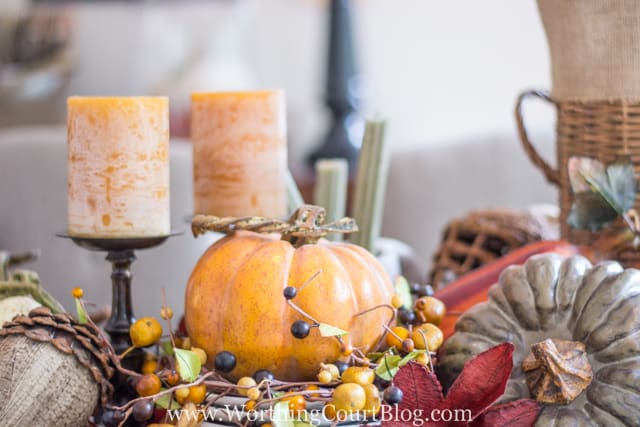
417, 284, 434, 297
291, 320, 311, 339
214, 351, 237, 373
383, 385, 403, 405
283, 286, 297, 299
253, 369, 275, 383
397, 307, 416, 325
132, 400, 154, 422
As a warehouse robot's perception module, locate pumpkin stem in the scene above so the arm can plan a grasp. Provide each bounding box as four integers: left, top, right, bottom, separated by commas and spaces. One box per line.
522, 338, 593, 404
191, 205, 358, 247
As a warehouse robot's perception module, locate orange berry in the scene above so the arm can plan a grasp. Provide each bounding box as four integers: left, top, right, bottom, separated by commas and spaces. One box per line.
187, 384, 207, 404
141, 359, 158, 374
165, 370, 180, 386
306, 384, 321, 398
245, 400, 257, 411
340, 342, 354, 357
385, 326, 409, 349
136, 373, 161, 397
282, 394, 306, 417
72, 287, 84, 299
130, 317, 163, 348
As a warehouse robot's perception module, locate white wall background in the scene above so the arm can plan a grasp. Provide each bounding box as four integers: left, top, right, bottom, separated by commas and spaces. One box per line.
4, 0, 553, 165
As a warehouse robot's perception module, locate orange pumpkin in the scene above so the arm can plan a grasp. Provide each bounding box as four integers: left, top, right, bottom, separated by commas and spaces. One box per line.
184, 206, 394, 381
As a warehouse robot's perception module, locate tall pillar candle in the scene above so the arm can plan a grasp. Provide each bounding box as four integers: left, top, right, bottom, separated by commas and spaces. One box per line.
191, 90, 287, 218
67, 97, 170, 237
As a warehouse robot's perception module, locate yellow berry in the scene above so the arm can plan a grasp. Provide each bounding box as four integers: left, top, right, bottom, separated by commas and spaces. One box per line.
362, 383, 382, 417
412, 323, 444, 351
414, 296, 446, 325
340, 342, 354, 357
174, 387, 190, 405
320, 363, 340, 380
331, 383, 366, 413
317, 369, 333, 384
391, 294, 404, 309
236, 377, 257, 396
191, 347, 207, 365
72, 287, 84, 299
141, 359, 158, 374
341, 366, 375, 386
160, 306, 174, 320
415, 352, 432, 368
130, 317, 163, 348
247, 387, 261, 401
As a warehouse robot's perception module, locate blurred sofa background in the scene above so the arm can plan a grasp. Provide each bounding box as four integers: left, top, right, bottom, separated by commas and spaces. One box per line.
0, 0, 557, 318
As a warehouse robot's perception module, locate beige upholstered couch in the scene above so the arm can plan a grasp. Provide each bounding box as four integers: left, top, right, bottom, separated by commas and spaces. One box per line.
0, 126, 556, 319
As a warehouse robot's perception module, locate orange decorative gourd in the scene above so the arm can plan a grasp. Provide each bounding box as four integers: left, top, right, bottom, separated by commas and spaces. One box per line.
185, 206, 394, 381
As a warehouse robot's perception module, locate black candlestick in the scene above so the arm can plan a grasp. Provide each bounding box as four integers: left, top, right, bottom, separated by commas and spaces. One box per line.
308, 0, 362, 171
56, 232, 180, 355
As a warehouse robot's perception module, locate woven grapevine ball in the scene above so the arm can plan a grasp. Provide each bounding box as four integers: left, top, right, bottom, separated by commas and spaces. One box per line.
438, 253, 640, 426
185, 205, 394, 381
0, 307, 114, 426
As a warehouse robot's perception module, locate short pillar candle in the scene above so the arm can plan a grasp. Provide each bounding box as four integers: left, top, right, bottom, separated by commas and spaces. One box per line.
191, 90, 287, 218
67, 97, 170, 237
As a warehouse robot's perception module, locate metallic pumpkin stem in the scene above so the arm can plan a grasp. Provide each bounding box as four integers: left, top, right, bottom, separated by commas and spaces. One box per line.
191, 205, 358, 247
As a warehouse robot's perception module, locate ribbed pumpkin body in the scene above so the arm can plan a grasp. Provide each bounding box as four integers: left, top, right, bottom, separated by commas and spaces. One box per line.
185, 231, 394, 381
439, 254, 640, 426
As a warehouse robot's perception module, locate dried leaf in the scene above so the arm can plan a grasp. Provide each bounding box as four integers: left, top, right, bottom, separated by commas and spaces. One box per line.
568, 157, 606, 193
318, 323, 348, 337
567, 192, 618, 231
470, 399, 540, 427
606, 157, 636, 213
444, 342, 514, 419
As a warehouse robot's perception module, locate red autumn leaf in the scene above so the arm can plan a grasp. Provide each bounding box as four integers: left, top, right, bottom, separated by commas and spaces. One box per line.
443, 342, 514, 419
380, 362, 445, 427
381, 343, 539, 427
470, 399, 540, 427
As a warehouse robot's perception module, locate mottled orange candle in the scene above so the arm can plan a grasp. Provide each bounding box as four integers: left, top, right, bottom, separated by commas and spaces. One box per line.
67, 97, 170, 237
191, 90, 287, 218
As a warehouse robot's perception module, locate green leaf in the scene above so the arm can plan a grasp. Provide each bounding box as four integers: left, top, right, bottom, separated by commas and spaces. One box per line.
394, 276, 412, 310
174, 348, 201, 382
607, 157, 637, 213
154, 390, 181, 409
568, 192, 618, 231
398, 350, 427, 368
160, 340, 174, 356
318, 323, 349, 337
375, 354, 402, 381
293, 422, 313, 427
75, 298, 88, 324
271, 402, 295, 427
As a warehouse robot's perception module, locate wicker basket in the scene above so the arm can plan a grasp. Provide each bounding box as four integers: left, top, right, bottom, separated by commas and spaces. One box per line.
515, 91, 640, 265
428, 209, 555, 289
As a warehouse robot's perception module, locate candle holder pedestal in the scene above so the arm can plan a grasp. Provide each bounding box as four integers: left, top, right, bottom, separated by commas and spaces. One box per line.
56, 232, 181, 360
